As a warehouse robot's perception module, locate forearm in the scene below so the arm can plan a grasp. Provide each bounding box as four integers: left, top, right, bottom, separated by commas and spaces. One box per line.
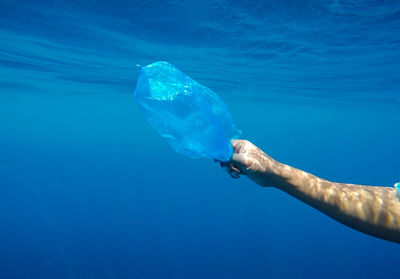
253, 156, 400, 243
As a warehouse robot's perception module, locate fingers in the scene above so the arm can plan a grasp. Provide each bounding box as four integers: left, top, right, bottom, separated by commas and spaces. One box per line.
231, 139, 243, 154
229, 142, 248, 170
231, 139, 250, 155
229, 169, 240, 179
217, 139, 253, 179
219, 161, 241, 179
229, 166, 241, 179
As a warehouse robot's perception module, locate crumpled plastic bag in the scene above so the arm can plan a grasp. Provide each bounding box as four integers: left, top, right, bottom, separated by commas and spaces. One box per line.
134, 61, 240, 161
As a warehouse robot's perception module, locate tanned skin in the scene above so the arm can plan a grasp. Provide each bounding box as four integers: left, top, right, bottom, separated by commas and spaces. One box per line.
221, 140, 400, 244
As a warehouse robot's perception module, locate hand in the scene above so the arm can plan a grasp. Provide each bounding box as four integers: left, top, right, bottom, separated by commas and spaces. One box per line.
220, 139, 281, 187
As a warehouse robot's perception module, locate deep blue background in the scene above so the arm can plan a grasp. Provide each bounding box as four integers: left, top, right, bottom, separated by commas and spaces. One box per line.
0, 1, 399, 278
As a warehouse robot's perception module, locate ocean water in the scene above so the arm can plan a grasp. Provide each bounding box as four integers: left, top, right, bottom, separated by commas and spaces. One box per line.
0, 0, 399, 278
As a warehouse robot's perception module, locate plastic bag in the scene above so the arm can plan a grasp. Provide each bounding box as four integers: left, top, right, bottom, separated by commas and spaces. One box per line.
134, 61, 240, 161
395, 182, 400, 198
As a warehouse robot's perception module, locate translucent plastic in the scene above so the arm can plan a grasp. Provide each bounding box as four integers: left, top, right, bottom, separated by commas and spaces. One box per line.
134, 61, 240, 161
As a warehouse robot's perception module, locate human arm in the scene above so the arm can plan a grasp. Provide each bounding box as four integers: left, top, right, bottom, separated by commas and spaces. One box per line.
222, 140, 400, 244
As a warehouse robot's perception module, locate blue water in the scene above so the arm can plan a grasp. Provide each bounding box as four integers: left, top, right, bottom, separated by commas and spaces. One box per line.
0, 0, 399, 278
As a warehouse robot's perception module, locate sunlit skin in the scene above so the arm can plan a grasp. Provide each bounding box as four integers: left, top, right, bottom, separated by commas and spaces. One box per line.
221, 140, 400, 244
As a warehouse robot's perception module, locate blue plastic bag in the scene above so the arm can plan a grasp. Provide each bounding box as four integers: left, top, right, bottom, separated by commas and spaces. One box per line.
395, 182, 400, 198
134, 61, 240, 161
